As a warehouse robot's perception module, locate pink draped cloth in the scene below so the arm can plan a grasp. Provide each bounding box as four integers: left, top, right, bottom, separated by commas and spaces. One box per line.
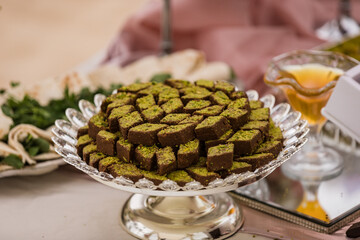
104, 0, 360, 95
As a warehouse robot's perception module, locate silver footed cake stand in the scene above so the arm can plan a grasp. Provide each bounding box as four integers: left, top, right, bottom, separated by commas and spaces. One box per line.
52, 90, 308, 240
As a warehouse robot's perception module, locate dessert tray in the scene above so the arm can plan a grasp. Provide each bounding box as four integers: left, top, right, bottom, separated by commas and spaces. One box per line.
52, 89, 308, 240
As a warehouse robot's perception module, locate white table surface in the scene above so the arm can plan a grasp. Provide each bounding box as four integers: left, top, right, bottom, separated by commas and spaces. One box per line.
0, 165, 271, 240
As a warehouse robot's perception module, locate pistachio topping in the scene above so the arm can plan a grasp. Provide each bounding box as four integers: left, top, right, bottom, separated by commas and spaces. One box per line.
227, 130, 260, 141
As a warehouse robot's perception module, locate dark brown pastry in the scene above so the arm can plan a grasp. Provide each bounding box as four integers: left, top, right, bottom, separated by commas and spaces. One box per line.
179, 86, 210, 96
206, 144, 234, 172
186, 167, 220, 186
230, 91, 248, 100
227, 98, 250, 111
167, 170, 194, 187
214, 81, 235, 95
205, 129, 233, 152
118, 82, 152, 93
193, 105, 224, 117
96, 130, 119, 156
220, 108, 249, 130
178, 115, 204, 126
235, 153, 274, 171
77, 80, 284, 185
88, 152, 106, 169
268, 121, 283, 142
193, 156, 207, 167
108, 105, 135, 132
141, 105, 165, 123
116, 137, 134, 163
195, 79, 214, 91
180, 86, 212, 104
76, 134, 93, 158
241, 120, 269, 138
157, 124, 195, 147
255, 140, 282, 156
101, 92, 135, 113
156, 146, 177, 175
118, 111, 144, 138
88, 113, 108, 139
141, 170, 168, 185
77, 125, 88, 138
135, 145, 158, 171
128, 123, 168, 146
137, 83, 172, 98
136, 94, 156, 112
161, 98, 184, 114
210, 91, 231, 106
109, 163, 143, 182
249, 100, 264, 109
164, 79, 191, 89
227, 129, 262, 155
106, 97, 133, 115
219, 161, 252, 178
160, 113, 190, 125
183, 100, 212, 114
195, 116, 231, 141
158, 88, 180, 105
249, 108, 270, 121
82, 143, 97, 163
177, 139, 200, 169
98, 156, 122, 173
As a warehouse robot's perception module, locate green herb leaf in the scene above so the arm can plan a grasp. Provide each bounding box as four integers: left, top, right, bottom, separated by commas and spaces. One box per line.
229, 67, 237, 80
21, 134, 50, 156
32, 138, 49, 153
0, 89, 6, 95
150, 73, 172, 83
10, 81, 20, 88
28, 146, 40, 156
0, 154, 24, 169
1, 104, 13, 117
1, 83, 122, 130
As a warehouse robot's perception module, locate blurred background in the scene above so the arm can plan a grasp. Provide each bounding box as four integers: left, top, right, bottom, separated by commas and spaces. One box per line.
0, 0, 148, 88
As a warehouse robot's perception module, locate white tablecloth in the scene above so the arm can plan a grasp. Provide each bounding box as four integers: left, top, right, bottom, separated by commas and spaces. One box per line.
0, 165, 270, 240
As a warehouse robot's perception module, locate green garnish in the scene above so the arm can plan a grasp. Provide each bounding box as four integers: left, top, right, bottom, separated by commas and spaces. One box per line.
1, 84, 122, 130
0, 154, 24, 169
21, 134, 50, 157
10, 81, 20, 88
150, 73, 172, 83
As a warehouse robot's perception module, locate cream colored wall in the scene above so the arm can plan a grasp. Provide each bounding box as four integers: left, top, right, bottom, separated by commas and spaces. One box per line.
0, 0, 148, 88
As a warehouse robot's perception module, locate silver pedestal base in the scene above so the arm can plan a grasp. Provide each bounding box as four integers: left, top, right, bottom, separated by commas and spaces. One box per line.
120, 193, 243, 240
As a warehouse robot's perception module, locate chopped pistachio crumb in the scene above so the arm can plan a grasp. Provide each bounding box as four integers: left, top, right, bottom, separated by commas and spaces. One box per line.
156, 146, 175, 165
195, 79, 214, 89
167, 170, 193, 182
137, 145, 158, 158
159, 123, 192, 134
249, 108, 269, 121
227, 98, 249, 109
208, 143, 234, 155
196, 116, 224, 128
179, 139, 199, 154
98, 130, 117, 140
227, 130, 260, 141
77, 134, 93, 145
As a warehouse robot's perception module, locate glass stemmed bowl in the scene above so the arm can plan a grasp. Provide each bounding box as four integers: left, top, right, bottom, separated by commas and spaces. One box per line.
52, 89, 308, 240
264, 50, 358, 221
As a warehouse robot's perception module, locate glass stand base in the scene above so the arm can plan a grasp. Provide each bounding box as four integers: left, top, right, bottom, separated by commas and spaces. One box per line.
282, 145, 344, 182
120, 193, 244, 240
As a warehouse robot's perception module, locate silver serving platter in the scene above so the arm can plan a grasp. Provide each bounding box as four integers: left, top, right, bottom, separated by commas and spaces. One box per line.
52, 90, 308, 197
